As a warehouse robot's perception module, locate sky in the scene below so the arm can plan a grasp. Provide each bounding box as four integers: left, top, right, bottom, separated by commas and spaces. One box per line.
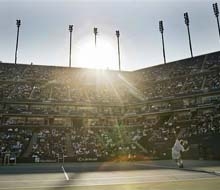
0, 0, 220, 71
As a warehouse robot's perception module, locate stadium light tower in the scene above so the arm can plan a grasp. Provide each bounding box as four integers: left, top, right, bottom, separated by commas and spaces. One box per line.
94, 27, 98, 47
69, 25, 73, 68
213, 3, 220, 40
116, 30, 121, 71
14, 19, 21, 64
184, 12, 193, 58
159, 20, 166, 64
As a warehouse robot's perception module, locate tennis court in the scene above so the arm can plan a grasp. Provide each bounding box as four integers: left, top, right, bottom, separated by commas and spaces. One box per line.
0, 160, 220, 190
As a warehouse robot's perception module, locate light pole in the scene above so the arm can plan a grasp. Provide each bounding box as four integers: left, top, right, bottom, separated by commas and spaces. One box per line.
94, 27, 98, 47
159, 20, 166, 64
213, 3, 220, 40
15, 19, 21, 64
116, 30, 121, 71
184, 12, 193, 58
69, 25, 73, 68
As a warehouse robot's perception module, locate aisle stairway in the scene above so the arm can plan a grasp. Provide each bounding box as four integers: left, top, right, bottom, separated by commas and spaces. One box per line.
22, 132, 38, 158
65, 133, 74, 157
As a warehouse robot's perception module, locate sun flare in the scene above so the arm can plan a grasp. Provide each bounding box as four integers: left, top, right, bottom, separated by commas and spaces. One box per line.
74, 36, 117, 70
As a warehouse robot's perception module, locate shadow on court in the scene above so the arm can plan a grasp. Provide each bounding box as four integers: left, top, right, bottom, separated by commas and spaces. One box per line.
0, 160, 220, 175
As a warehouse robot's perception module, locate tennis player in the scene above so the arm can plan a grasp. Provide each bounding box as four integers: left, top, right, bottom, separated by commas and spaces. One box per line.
172, 138, 189, 168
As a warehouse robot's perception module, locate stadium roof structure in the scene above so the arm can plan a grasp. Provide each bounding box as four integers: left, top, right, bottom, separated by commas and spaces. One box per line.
1, 50, 220, 73
134, 50, 220, 72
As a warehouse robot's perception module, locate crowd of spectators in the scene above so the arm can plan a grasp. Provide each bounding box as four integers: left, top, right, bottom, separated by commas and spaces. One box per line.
70, 127, 140, 161
1, 52, 220, 162
0, 63, 132, 103
1, 51, 220, 104
31, 128, 67, 160
1, 108, 220, 162
0, 128, 32, 160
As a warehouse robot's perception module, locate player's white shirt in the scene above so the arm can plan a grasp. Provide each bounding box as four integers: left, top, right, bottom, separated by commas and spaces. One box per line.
173, 139, 185, 152
172, 139, 185, 159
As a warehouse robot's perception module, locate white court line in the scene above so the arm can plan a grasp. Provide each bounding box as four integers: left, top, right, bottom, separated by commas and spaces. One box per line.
0, 176, 219, 189
61, 165, 69, 181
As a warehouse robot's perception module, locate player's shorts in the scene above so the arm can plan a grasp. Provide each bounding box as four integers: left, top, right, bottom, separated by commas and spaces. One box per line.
172, 149, 181, 160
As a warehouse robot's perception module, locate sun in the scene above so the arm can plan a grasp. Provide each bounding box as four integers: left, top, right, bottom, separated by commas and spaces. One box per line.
74, 35, 117, 70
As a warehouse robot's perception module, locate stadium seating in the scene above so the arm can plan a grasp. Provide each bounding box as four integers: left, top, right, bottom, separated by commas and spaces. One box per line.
1, 51, 220, 162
